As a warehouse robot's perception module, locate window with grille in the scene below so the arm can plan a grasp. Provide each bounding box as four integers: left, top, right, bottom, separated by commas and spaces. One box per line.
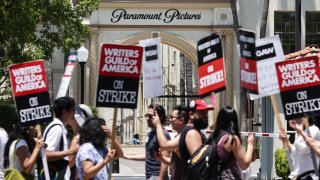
306, 12, 320, 47
274, 12, 295, 54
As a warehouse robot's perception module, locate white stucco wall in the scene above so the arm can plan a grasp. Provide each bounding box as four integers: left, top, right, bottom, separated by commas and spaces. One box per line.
52, 48, 65, 99
237, 0, 320, 177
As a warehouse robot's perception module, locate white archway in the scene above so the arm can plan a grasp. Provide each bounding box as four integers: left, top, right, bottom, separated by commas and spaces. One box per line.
120, 32, 198, 66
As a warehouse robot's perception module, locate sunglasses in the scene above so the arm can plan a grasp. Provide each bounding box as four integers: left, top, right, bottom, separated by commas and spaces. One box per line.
169, 115, 181, 122
144, 114, 153, 118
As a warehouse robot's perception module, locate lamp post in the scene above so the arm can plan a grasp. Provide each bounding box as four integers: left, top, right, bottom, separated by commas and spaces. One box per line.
77, 46, 89, 104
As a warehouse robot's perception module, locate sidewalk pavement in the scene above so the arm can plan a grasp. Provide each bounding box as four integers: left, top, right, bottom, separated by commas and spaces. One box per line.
118, 145, 261, 179
121, 144, 145, 154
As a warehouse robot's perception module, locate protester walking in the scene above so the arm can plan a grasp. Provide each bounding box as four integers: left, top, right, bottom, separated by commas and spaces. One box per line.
279, 114, 320, 180
76, 117, 122, 180
3, 124, 45, 179
153, 105, 189, 180
296, 116, 320, 158
178, 99, 213, 179
211, 106, 255, 179
124, 104, 171, 180
0, 127, 8, 179
66, 103, 94, 179
43, 96, 80, 180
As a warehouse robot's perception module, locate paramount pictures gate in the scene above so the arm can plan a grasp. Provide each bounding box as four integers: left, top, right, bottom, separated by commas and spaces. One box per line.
84, 0, 237, 136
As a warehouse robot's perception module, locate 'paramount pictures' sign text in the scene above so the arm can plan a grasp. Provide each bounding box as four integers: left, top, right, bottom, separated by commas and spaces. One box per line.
111, 9, 201, 23
98, 8, 216, 25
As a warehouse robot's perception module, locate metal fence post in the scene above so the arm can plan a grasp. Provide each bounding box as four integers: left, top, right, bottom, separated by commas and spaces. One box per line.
261, 97, 274, 179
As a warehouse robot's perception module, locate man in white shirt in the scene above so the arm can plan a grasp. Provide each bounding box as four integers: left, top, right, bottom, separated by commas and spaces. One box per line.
0, 127, 8, 179
43, 96, 80, 180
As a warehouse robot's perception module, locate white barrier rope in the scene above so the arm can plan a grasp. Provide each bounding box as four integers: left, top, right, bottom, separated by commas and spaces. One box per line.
204, 130, 296, 138
165, 129, 296, 138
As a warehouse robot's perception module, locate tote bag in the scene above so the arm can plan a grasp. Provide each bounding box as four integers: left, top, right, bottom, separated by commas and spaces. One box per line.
4, 139, 34, 180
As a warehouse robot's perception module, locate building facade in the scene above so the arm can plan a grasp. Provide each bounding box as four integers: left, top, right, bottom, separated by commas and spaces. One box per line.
78, 0, 236, 141
50, 1, 320, 176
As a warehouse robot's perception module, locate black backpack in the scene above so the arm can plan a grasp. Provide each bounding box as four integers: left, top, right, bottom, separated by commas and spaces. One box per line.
184, 131, 229, 180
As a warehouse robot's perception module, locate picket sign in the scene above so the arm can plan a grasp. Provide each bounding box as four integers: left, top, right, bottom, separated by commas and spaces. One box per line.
9, 60, 51, 180
244, 35, 285, 131
96, 43, 143, 149
96, 44, 143, 179
139, 38, 163, 98
275, 56, 320, 175
197, 34, 226, 97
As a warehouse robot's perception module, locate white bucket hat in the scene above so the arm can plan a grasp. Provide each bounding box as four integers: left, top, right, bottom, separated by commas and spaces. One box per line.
74, 104, 93, 127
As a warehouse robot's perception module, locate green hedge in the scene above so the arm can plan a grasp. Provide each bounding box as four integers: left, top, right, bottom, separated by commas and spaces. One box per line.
275, 149, 290, 179
0, 98, 18, 132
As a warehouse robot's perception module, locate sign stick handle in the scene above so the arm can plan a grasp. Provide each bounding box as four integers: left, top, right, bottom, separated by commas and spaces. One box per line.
305, 122, 319, 176
213, 108, 217, 130
109, 108, 118, 180
212, 93, 217, 130
36, 124, 50, 180
41, 148, 50, 180
246, 93, 253, 131
270, 96, 289, 149
270, 95, 283, 130
111, 108, 118, 150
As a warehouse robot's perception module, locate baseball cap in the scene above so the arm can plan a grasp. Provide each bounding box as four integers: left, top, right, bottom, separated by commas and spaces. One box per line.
74, 104, 93, 127
189, 99, 214, 111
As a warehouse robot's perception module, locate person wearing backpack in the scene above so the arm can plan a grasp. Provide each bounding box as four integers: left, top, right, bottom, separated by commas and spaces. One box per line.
43, 96, 80, 180
178, 99, 213, 179
211, 106, 255, 179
